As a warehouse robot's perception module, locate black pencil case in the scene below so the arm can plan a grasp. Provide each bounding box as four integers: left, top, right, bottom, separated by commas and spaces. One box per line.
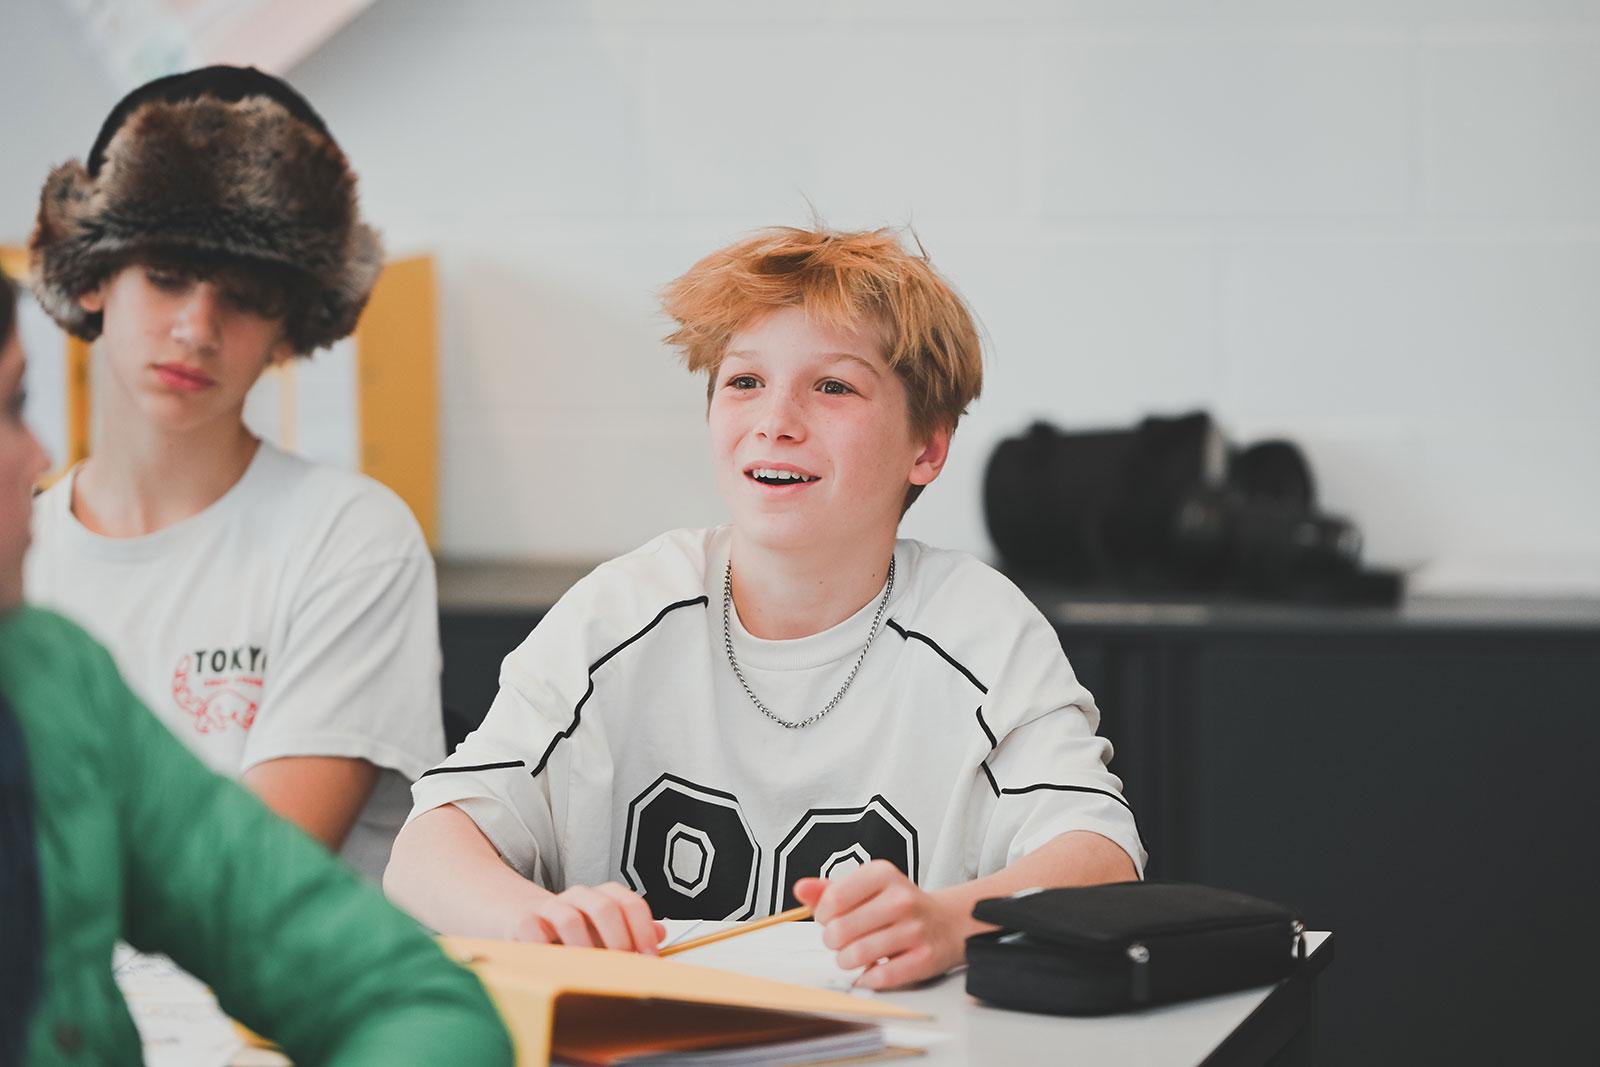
965, 881, 1305, 1015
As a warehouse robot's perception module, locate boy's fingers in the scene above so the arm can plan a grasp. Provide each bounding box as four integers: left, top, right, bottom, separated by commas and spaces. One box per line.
811, 861, 901, 924
856, 943, 936, 991
820, 888, 911, 952
541, 902, 597, 948
793, 878, 828, 909
510, 911, 553, 944
836, 920, 918, 972
564, 886, 633, 951
596, 882, 660, 954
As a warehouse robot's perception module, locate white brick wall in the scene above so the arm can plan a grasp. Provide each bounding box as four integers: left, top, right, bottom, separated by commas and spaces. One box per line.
1033, 32, 1410, 217
0, 0, 119, 238
5, 0, 1598, 592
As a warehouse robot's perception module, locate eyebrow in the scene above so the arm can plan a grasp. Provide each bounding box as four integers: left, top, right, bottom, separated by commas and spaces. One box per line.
723, 350, 884, 379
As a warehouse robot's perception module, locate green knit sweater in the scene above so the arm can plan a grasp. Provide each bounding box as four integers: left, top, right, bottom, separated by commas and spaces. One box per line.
0, 606, 513, 1065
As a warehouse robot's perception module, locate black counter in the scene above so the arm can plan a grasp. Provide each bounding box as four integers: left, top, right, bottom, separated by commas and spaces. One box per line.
439, 558, 1600, 632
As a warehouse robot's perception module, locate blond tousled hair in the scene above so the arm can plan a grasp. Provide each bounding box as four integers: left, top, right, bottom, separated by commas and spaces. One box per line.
660, 226, 984, 447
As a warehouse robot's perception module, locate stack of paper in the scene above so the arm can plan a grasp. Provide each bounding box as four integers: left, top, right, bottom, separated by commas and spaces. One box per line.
112, 947, 243, 1067
441, 938, 924, 1067
551, 998, 885, 1065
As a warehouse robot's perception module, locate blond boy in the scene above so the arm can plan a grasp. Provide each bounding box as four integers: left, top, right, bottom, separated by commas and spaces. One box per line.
388, 227, 1144, 988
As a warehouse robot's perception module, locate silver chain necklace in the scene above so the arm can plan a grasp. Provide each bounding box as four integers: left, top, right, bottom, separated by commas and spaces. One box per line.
722, 556, 896, 730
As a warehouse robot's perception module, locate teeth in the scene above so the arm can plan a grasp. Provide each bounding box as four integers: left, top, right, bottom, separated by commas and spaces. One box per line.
751, 467, 815, 483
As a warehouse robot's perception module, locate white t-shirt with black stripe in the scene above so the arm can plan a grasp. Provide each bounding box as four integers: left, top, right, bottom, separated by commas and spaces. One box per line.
410, 526, 1145, 920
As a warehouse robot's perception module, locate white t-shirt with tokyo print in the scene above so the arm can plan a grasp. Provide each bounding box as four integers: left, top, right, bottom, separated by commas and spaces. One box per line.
26, 441, 444, 881
410, 526, 1145, 921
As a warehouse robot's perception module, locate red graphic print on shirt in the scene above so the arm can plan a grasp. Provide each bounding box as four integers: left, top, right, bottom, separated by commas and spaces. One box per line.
171, 646, 266, 734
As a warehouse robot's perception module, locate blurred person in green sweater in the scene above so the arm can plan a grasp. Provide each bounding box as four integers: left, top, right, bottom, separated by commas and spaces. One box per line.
0, 266, 512, 1065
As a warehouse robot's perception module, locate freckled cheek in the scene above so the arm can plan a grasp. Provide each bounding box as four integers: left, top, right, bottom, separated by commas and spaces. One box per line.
707, 413, 736, 449
709, 400, 756, 442
707, 420, 744, 475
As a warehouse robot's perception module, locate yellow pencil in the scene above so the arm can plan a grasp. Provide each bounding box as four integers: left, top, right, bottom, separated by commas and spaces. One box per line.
658, 905, 812, 957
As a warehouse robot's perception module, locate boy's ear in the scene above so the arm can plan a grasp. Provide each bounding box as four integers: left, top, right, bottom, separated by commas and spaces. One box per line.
909, 425, 952, 486
77, 284, 107, 315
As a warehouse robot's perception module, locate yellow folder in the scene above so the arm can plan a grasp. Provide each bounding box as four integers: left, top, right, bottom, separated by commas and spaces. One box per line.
440, 938, 926, 1066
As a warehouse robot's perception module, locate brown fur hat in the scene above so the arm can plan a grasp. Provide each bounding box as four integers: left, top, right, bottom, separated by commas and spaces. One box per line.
29, 66, 382, 354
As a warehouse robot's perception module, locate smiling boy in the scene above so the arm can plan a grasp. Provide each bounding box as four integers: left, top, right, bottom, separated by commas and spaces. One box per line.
24, 67, 442, 881
387, 227, 1144, 989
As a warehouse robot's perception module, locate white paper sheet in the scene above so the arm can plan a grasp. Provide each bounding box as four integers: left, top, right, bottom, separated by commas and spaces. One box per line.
112, 946, 243, 1067
658, 920, 866, 994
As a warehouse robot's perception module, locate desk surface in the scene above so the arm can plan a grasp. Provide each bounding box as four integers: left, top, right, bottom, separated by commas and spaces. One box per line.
180, 925, 1331, 1066
664, 922, 1334, 1066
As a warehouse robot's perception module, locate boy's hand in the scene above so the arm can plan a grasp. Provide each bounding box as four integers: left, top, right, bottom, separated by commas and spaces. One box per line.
794, 862, 966, 989
510, 882, 665, 954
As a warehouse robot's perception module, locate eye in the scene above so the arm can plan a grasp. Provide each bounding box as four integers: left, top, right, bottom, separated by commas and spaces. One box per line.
143, 268, 188, 293
7, 388, 27, 421
221, 288, 262, 315
819, 379, 854, 396
725, 373, 760, 390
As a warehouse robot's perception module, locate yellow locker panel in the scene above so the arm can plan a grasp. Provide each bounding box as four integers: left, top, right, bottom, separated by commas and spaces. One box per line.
354, 254, 439, 548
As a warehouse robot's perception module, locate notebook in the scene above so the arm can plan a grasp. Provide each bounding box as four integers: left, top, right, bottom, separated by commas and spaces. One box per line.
439, 938, 925, 1066
550, 997, 885, 1065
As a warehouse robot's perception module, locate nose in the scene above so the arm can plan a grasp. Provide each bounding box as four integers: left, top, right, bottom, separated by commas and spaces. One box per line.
170, 283, 224, 352
753, 383, 807, 443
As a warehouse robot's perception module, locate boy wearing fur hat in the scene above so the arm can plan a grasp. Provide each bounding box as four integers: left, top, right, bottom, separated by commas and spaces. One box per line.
388, 227, 1144, 990
25, 66, 440, 881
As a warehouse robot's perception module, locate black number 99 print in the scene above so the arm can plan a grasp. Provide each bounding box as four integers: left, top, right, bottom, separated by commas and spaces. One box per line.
620, 773, 920, 920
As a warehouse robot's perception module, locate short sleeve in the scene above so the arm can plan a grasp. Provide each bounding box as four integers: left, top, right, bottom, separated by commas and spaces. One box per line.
406, 573, 612, 890
965, 607, 1147, 877
241, 537, 443, 781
